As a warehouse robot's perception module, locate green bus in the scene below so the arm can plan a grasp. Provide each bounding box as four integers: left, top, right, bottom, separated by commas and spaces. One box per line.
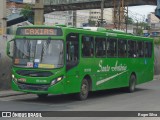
7, 25, 154, 100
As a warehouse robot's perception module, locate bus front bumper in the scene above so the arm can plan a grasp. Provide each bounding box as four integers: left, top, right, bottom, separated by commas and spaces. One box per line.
11, 80, 64, 95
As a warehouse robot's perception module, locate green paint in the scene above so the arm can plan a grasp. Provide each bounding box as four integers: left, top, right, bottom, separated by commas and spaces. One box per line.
7, 25, 154, 96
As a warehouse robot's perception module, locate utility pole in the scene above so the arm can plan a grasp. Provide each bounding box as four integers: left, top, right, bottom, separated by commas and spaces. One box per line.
141, 15, 145, 30
136, 20, 139, 35
73, 11, 77, 27
0, 0, 6, 35
113, 0, 128, 30
125, 6, 128, 33
34, 0, 44, 25
100, 0, 104, 27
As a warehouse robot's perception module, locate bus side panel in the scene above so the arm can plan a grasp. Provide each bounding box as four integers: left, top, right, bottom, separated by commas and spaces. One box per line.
94, 58, 129, 90
132, 59, 144, 85
143, 42, 154, 83
136, 59, 154, 84
64, 59, 98, 94
79, 58, 98, 91
64, 68, 82, 94
136, 42, 154, 84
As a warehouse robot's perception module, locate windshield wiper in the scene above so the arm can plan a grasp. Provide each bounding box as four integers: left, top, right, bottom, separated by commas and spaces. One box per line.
41, 38, 51, 62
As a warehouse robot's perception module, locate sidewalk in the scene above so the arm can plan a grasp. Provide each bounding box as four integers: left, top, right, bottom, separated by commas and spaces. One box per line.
0, 90, 26, 97
154, 75, 160, 80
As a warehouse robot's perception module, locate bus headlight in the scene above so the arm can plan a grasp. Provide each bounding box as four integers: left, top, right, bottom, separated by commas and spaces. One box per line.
50, 76, 63, 86
12, 74, 15, 79
12, 74, 18, 83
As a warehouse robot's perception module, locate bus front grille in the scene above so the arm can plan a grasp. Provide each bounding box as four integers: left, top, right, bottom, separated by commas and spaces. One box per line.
16, 70, 53, 77
18, 83, 49, 91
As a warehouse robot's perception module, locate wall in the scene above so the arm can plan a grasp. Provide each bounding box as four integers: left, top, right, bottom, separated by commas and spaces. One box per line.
154, 45, 160, 75
44, 11, 74, 26
0, 35, 13, 90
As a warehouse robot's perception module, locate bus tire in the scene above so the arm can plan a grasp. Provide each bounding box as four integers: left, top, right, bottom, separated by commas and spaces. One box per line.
76, 79, 89, 100
128, 75, 136, 93
37, 94, 48, 99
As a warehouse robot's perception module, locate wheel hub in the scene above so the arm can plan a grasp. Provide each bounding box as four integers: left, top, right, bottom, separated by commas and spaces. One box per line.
81, 84, 87, 95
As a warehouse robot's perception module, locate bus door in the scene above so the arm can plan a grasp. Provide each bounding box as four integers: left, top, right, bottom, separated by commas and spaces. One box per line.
65, 33, 80, 93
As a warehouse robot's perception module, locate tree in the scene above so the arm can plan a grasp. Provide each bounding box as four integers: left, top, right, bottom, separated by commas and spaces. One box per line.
137, 28, 143, 36
138, 22, 150, 30
88, 19, 96, 26
125, 16, 134, 25
20, 4, 34, 24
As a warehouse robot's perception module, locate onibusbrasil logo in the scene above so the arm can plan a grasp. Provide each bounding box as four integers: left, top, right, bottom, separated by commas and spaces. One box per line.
1, 112, 42, 118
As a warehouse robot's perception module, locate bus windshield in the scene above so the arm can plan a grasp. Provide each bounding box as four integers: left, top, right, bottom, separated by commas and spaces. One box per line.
14, 39, 64, 69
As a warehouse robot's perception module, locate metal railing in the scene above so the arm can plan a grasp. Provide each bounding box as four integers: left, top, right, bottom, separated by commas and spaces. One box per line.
44, 0, 100, 5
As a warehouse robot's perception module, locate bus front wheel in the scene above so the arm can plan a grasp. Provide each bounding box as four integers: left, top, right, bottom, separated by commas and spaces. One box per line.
76, 79, 89, 100
128, 75, 136, 93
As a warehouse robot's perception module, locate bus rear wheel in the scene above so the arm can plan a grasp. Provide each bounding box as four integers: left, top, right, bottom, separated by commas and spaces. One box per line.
127, 75, 136, 93
76, 79, 89, 100
37, 94, 48, 99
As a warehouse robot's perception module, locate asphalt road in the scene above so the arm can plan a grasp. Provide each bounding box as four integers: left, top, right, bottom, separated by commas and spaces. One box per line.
0, 79, 160, 120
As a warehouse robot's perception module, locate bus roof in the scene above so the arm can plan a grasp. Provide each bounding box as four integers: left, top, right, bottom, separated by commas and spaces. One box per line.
16, 25, 153, 41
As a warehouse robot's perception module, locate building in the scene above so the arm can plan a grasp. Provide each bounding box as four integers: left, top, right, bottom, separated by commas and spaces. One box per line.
147, 12, 160, 24
89, 8, 113, 26
45, 11, 75, 26
76, 10, 90, 27
23, 0, 35, 4
147, 12, 160, 37
45, 9, 113, 27
45, 10, 90, 27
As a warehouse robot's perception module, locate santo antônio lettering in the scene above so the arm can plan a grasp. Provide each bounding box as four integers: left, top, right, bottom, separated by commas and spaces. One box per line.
23, 28, 55, 35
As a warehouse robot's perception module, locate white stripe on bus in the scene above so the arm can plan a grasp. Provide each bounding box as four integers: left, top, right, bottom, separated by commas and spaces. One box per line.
96, 70, 128, 86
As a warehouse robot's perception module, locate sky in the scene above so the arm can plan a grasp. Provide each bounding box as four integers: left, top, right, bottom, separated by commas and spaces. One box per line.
128, 5, 157, 21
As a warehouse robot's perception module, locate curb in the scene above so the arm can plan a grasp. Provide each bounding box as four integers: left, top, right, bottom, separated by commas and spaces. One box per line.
0, 91, 27, 98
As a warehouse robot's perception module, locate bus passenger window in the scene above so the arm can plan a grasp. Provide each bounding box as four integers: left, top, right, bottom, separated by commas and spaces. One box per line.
82, 36, 94, 57
67, 41, 78, 61
66, 33, 79, 70
137, 41, 144, 58
107, 39, 117, 57
145, 42, 152, 58
95, 37, 106, 57
128, 40, 137, 58
118, 40, 127, 58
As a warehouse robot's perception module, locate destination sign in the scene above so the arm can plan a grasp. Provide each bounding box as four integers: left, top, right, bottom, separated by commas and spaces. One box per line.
16, 28, 62, 36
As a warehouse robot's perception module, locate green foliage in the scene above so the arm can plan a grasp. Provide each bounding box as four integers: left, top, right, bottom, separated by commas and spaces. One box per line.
138, 22, 150, 30
125, 17, 134, 24
88, 19, 96, 26
154, 38, 160, 45
136, 28, 143, 36
20, 4, 34, 24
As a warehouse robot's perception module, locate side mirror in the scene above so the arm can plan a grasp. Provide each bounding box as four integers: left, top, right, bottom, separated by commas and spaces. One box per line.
6, 39, 14, 59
